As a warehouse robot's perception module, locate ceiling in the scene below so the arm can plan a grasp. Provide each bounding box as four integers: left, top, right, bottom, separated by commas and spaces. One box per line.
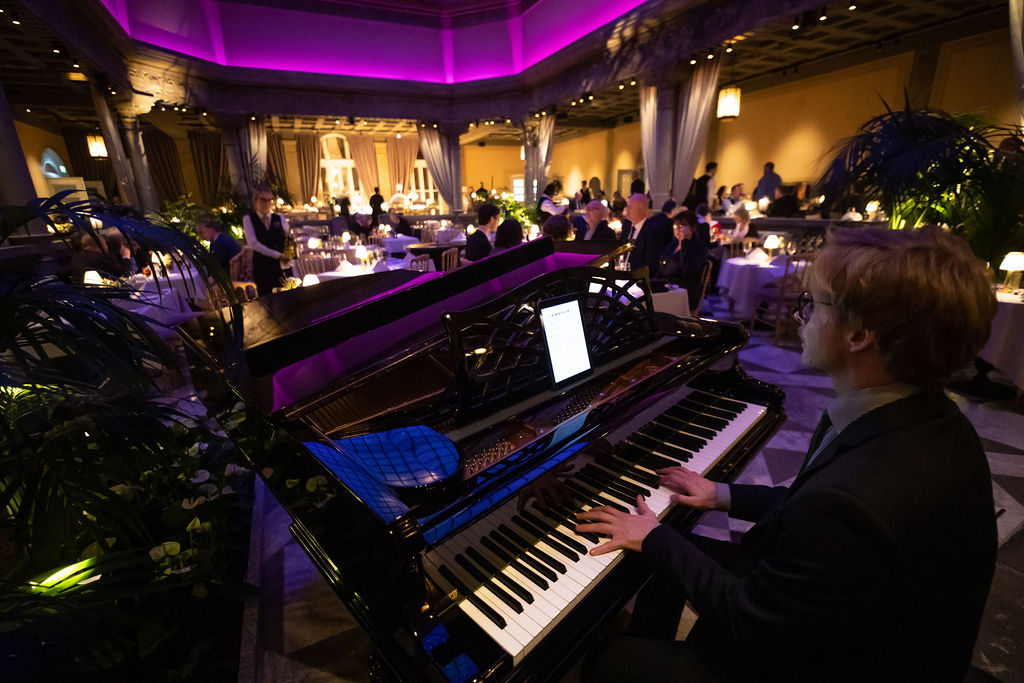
0, 0, 1010, 144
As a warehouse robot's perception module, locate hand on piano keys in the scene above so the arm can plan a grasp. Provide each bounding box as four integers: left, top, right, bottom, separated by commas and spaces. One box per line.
656, 466, 720, 511
575, 495, 660, 555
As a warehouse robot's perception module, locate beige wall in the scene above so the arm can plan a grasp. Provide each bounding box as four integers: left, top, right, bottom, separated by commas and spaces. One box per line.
15, 120, 72, 198
548, 128, 609, 197
713, 53, 915, 193
932, 28, 1021, 128
462, 143, 522, 193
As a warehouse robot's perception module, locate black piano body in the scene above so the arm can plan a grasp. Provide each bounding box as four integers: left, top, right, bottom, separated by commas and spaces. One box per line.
181, 237, 785, 682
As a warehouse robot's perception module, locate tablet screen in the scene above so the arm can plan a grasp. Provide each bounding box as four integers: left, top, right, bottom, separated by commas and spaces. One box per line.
539, 296, 592, 386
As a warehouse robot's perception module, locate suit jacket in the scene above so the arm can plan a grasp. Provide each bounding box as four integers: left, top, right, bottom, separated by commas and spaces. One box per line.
624, 213, 673, 275
464, 229, 492, 261
574, 219, 616, 242
642, 390, 996, 681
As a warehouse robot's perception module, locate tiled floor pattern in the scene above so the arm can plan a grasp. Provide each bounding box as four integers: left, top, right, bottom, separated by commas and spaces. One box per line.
239, 295, 1024, 682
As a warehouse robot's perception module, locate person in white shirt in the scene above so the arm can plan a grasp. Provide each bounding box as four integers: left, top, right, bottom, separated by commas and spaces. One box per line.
536, 182, 567, 223
242, 182, 292, 296
722, 184, 746, 215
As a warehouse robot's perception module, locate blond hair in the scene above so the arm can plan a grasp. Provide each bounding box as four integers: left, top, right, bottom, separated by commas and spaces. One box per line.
813, 226, 995, 385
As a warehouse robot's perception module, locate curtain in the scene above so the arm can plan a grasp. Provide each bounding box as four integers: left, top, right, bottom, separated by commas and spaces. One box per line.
419, 127, 460, 213
267, 131, 288, 188
639, 84, 659, 197
228, 117, 267, 198
141, 126, 185, 204
295, 132, 322, 203
386, 134, 419, 197
671, 58, 722, 199
1012, 0, 1024, 124
62, 128, 116, 199
523, 116, 555, 203
348, 134, 379, 199
188, 129, 226, 206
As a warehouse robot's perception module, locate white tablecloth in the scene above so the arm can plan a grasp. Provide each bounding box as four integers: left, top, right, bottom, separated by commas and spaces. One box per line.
717, 257, 785, 318
383, 235, 419, 254
980, 291, 1024, 389
651, 288, 691, 318
135, 268, 206, 301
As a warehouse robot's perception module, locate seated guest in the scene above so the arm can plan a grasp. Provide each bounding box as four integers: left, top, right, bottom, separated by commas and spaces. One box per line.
69, 230, 129, 283
384, 206, 413, 236
466, 204, 499, 261
610, 190, 627, 216
622, 192, 673, 274
351, 213, 371, 238
712, 185, 727, 214
542, 214, 573, 241
493, 218, 524, 252
721, 183, 746, 215
658, 210, 708, 310
574, 200, 616, 241
728, 206, 757, 242
196, 216, 241, 273
767, 182, 806, 218
694, 203, 720, 245
579, 225, 997, 683
661, 199, 677, 216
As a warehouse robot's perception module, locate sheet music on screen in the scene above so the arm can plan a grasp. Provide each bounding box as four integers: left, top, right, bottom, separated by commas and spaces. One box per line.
539, 298, 592, 385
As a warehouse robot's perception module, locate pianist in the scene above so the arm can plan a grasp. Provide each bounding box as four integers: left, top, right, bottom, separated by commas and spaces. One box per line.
577, 226, 997, 681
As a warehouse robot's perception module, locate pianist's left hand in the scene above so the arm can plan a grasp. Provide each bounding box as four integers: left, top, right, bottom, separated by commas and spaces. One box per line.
575, 495, 659, 555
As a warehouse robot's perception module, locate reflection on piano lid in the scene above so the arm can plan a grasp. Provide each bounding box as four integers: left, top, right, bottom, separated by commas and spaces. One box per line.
183, 246, 786, 683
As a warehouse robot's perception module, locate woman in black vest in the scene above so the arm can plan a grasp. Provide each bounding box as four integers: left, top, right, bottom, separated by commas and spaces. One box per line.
536, 182, 566, 224
243, 183, 293, 296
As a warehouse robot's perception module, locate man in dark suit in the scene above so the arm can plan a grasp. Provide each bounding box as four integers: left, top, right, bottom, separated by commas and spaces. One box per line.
578, 226, 997, 682
573, 200, 616, 242
621, 193, 672, 275
465, 203, 499, 261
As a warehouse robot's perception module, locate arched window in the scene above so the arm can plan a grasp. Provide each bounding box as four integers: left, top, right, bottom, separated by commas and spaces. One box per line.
320, 134, 360, 202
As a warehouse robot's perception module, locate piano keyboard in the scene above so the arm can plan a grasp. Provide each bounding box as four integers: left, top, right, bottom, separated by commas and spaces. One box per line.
423, 387, 767, 664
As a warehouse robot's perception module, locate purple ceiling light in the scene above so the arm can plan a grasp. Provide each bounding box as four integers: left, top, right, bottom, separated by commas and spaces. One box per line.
96, 0, 650, 83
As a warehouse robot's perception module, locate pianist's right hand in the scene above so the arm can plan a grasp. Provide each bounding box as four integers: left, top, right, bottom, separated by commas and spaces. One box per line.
657, 466, 719, 510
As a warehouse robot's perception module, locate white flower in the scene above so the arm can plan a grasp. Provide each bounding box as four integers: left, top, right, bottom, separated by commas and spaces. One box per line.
182, 496, 207, 510
189, 470, 210, 483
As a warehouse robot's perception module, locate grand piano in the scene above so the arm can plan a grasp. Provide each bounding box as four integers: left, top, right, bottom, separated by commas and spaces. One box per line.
181, 236, 785, 682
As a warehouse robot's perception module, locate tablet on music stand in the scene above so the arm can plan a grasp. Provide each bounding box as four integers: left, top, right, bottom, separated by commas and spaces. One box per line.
538, 294, 593, 388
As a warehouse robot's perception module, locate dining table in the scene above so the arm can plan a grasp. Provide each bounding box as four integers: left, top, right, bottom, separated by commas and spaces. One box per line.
979, 291, 1024, 390
717, 255, 786, 318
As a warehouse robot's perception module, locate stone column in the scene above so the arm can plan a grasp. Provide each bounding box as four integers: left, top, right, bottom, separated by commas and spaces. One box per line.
0, 80, 39, 208
119, 112, 160, 213
91, 85, 140, 208
651, 85, 677, 210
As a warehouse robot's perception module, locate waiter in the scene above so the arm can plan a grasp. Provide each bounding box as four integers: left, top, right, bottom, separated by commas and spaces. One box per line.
242, 183, 292, 296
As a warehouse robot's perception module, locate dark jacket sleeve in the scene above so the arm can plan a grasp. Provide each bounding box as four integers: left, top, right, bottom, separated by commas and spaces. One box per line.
728, 483, 789, 522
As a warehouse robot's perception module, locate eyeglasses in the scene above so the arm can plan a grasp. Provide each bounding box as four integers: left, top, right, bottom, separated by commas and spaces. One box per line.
795, 291, 831, 323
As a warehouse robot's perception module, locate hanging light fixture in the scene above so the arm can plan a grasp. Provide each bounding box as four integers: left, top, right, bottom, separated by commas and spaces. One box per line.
86, 134, 108, 158
717, 85, 741, 119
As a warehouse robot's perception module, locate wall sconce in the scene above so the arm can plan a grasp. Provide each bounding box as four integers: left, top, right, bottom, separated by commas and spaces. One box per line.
717, 86, 741, 119
86, 135, 108, 158
998, 251, 1024, 291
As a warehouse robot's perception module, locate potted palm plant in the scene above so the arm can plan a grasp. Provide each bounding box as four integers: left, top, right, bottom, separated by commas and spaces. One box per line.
0, 194, 253, 678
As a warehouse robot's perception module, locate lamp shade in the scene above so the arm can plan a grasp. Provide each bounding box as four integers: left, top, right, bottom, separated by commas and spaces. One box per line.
354, 245, 368, 260
999, 252, 1024, 272
86, 135, 108, 158
717, 85, 741, 119
763, 234, 782, 250
301, 273, 320, 287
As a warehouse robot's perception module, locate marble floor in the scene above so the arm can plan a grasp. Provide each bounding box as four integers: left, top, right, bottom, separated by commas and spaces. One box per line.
237, 295, 1024, 682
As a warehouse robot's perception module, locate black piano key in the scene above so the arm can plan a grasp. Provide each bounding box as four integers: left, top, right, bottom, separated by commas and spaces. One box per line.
582, 464, 649, 499
575, 470, 636, 507
638, 422, 706, 451
689, 390, 748, 413
532, 504, 602, 544
497, 524, 567, 575
466, 547, 534, 605
596, 453, 661, 488
455, 553, 523, 614
439, 564, 506, 629
653, 413, 717, 440
617, 443, 681, 471
519, 509, 589, 555
665, 405, 728, 431
511, 514, 580, 562
565, 480, 629, 514
677, 398, 736, 420
628, 434, 693, 463
481, 535, 549, 590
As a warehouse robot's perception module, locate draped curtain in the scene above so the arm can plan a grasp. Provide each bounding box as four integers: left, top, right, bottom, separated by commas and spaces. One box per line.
188, 129, 226, 206
141, 126, 185, 203
266, 131, 288, 188
419, 127, 460, 213
347, 134, 379, 199
1012, 0, 1024, 124
229, 117, 267, 198
672, 58, 722, 199
62, 128, 116, 199
639, 84, 659, 196
523, 116, 555, 203
295, 132, 322, 203
386, 134, 419, 197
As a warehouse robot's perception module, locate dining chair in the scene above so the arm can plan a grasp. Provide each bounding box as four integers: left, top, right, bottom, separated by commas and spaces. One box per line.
229, 247, 253, 282
410, 254, 431, 272
729, 236, 761, 258
692, 259, 714, 316
747, 250, 817, 345
441, 247, 460, 272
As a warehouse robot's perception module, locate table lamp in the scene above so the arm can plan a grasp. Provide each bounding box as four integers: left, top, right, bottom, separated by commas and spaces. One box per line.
998, 251, 1024, 291
355, 244, 368, 267
83, 270, 103, 285
466, 224, 476, 235
301, 273, 320, 287
342, 231, 351, 245
307, 237, 322, 250
763, 234, 781, 259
